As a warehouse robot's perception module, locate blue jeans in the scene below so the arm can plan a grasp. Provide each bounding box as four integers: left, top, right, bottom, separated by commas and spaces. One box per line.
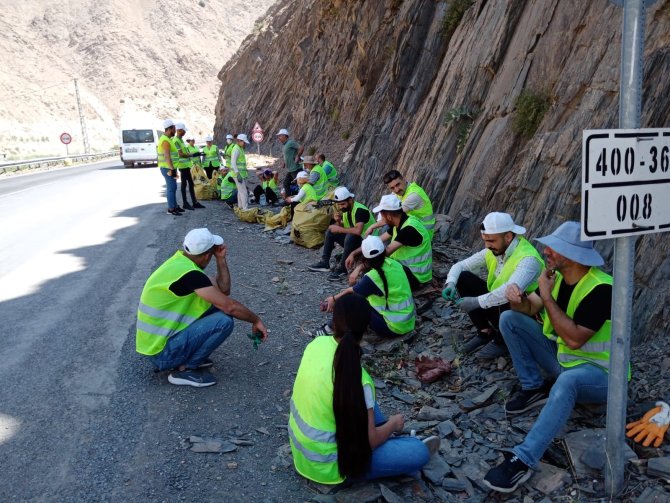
499, 311, 608, 468
160, 167, 178, 209
150, 307, 234, 371
363, 403, 430, 480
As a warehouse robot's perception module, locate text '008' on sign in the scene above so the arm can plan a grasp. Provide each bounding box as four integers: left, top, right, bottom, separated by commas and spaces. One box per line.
581, 128, 670, 240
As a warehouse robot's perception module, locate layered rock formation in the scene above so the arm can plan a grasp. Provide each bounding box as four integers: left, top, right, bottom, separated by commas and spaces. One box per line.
215, 0, 670, 339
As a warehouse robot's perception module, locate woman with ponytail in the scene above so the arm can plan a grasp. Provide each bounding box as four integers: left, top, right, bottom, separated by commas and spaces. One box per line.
289, 294, 438, 484
317, 235, 416, 337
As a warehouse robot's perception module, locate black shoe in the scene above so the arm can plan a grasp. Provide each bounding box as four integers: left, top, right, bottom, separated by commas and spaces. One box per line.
167, 208, 182, 216
308, 260, 330, 272
193, 202, 205, 209
505, 385, 550, 415
167, 370, 216, 387
182, 202, 194, 210
327, 269, 347, 281
462, 332, 490, 354
475, 340, 508, 360
175, 206, 185, 213
483, 451, 532, 493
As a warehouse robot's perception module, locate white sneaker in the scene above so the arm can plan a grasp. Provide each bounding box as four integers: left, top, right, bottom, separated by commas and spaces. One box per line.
422, 435, 440, 456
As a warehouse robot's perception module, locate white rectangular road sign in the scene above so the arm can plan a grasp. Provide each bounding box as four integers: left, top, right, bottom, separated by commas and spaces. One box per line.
582, 128, 670, 240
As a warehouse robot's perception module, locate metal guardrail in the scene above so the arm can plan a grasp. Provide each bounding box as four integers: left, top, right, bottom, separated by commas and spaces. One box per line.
0, 151, 118, 174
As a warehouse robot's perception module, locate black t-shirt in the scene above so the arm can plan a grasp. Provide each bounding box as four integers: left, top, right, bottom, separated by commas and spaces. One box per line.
342, 207, 371, 228
169, 270, 212, 296
552, 281, 612, 332
392, 214, 422, 247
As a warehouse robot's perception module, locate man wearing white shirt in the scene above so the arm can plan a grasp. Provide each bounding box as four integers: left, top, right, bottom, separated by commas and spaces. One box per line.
442, 212, 543, 359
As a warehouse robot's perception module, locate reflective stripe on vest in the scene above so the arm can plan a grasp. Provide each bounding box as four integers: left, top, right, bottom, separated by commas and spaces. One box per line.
186, 145, 201, 166
484, 237, 544, 293
220, 176, 237, 200
157, 134, 178, 168
401, 182, 435, 239
366, 258, 416, 334
288, 336, 375, 484
136, 251, 211, 355
173, 137, 192, 169
311, 164, 328, 200
232, 144, 248, 178
323, 160, 338, 186
542, 268, 615, 372
341, 201, 375, 235
203, 145, 221, 167
390, 215, 433, 283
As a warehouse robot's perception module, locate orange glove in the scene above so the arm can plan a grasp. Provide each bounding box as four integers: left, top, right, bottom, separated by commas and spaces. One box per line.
626, 402, 670, 447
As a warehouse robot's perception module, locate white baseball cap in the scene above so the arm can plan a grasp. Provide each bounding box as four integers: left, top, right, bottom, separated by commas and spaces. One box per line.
175, 122, 187, 131
225, 134, 233, 140
237, 133, 250, 144
333, 186, 355, 201
205, 134, 213, 142
296, 171, 309, 180
372, 194, 402, 213
276, 128, 289, 136
183, 228, 223, 255
162, 119, 175, 129
362, 236, 385, 258
184, 134, 194, 141
481, 212, 526, 235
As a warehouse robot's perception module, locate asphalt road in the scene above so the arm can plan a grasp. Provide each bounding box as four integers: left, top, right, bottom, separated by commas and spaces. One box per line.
0, 160, 323, 502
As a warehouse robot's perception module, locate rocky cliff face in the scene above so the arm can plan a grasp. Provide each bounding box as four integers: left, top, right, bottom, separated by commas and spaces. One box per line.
215, 0, 670, 340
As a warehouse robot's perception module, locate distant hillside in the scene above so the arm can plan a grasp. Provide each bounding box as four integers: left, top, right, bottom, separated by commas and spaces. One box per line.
0, 0, 275, 158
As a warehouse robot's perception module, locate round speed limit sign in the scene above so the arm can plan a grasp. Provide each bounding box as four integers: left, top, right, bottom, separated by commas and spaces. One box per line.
252, 131, 264, 143
60, 132, 72, 145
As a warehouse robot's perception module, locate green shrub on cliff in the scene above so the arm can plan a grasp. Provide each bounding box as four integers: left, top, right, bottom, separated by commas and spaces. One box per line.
442, 0, 474, 39
512, 90, 551, 138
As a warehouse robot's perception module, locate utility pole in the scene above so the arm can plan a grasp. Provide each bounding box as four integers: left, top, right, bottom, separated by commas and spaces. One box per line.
74, 79, 90, 154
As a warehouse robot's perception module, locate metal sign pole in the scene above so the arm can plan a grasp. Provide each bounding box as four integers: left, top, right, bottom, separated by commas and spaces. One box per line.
605, 0, 645, 496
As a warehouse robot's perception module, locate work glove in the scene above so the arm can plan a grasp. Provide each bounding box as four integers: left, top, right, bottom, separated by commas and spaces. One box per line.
626, 402, 670, 447
456, 296, 480, 313
442, 282, 458, 301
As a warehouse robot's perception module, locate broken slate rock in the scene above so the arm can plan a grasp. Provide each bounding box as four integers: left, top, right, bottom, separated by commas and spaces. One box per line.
391, 388, 416, 405
442, 477, 467, 492
459, 386, 498, 412
418, 406, 452, 422
565, 429, 637, 477
530, 462, 570, 495
437, 420, 456, 438
580, 446, 606, 470
335, 483, 381, 503
421, 454, 451, 484
188, 436, 237, 453
648, 456, 670, 479
379, 483, 404, 503
635, 486, 670, 503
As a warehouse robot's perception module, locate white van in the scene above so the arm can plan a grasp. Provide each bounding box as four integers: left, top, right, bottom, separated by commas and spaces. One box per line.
119, 127, 162, 168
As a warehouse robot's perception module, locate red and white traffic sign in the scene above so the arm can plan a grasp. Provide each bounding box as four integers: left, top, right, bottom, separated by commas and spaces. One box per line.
252, 131, 264, 143
252, 122, 263, 132
60, 132, 72, 145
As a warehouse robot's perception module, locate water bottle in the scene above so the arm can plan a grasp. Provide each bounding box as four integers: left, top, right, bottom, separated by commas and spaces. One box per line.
259, 194, 267, 206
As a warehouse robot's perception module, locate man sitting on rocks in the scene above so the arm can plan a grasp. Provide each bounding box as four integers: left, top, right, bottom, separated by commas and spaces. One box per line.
308, 186, 375, 281
346, 194, 432, 291
442, 212, 543, 360
483, 221, 614, 493
136, 228, 267, 387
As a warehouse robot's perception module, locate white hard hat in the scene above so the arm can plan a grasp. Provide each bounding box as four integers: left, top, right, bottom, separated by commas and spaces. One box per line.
162, 119, 175, 129
225, 134, 233, 140
333, 186, 355, 201
276, 128, 289, 136
237, 133, 250, 144
362, 236, 385, 258
175, 122, 187, 131
205, 135, 213, 142
296, 171, 309, 180
372, 194, 402, 213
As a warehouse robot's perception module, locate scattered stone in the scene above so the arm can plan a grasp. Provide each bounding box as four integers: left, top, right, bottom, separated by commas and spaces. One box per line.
188, 436, 237, 453
226, 462, 238, 469
421, 454, 451, 484
271, 276, 280, 283
229, 438, 254, 446
531, 462, 570, 495
255, 427, 271, 435
391, 388, 416, 405
334, 483, 381, 503
580, 446, 605, 470
442, 477, 466, 492
379, 483, 404, 503
373, 378, 387, 389
459, 386, 498, 412
437, 420, 456, 438
565, 429, 637, 477
661, 357, 670, 375
496, 357, 507, 371
276, 259, 294, 265
635, 486, 670, 503
648, 457, 670, 479
418, 406, 452, 422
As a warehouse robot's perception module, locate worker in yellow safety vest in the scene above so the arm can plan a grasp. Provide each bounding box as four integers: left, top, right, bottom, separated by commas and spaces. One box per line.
442, 212, 543, 360
202, 134, 221, 179
136, 228, 267, 387
289, 293, 438, 484
157, 118, 182, 216
483, 221, 616, 494
230, 133, 250, 209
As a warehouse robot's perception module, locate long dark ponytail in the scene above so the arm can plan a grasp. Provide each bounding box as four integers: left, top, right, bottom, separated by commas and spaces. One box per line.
365, 254, 388, 308
332, 294, 372, 478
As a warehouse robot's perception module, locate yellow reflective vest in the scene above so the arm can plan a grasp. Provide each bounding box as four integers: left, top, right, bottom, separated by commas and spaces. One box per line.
289, 336, 375, 484
157, 134, 178, 168
136, 251, 211, 355
366, 257, 416, 334
483, 237, 544, 293
401, 182, 435, 239
390, 215, 433, 284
